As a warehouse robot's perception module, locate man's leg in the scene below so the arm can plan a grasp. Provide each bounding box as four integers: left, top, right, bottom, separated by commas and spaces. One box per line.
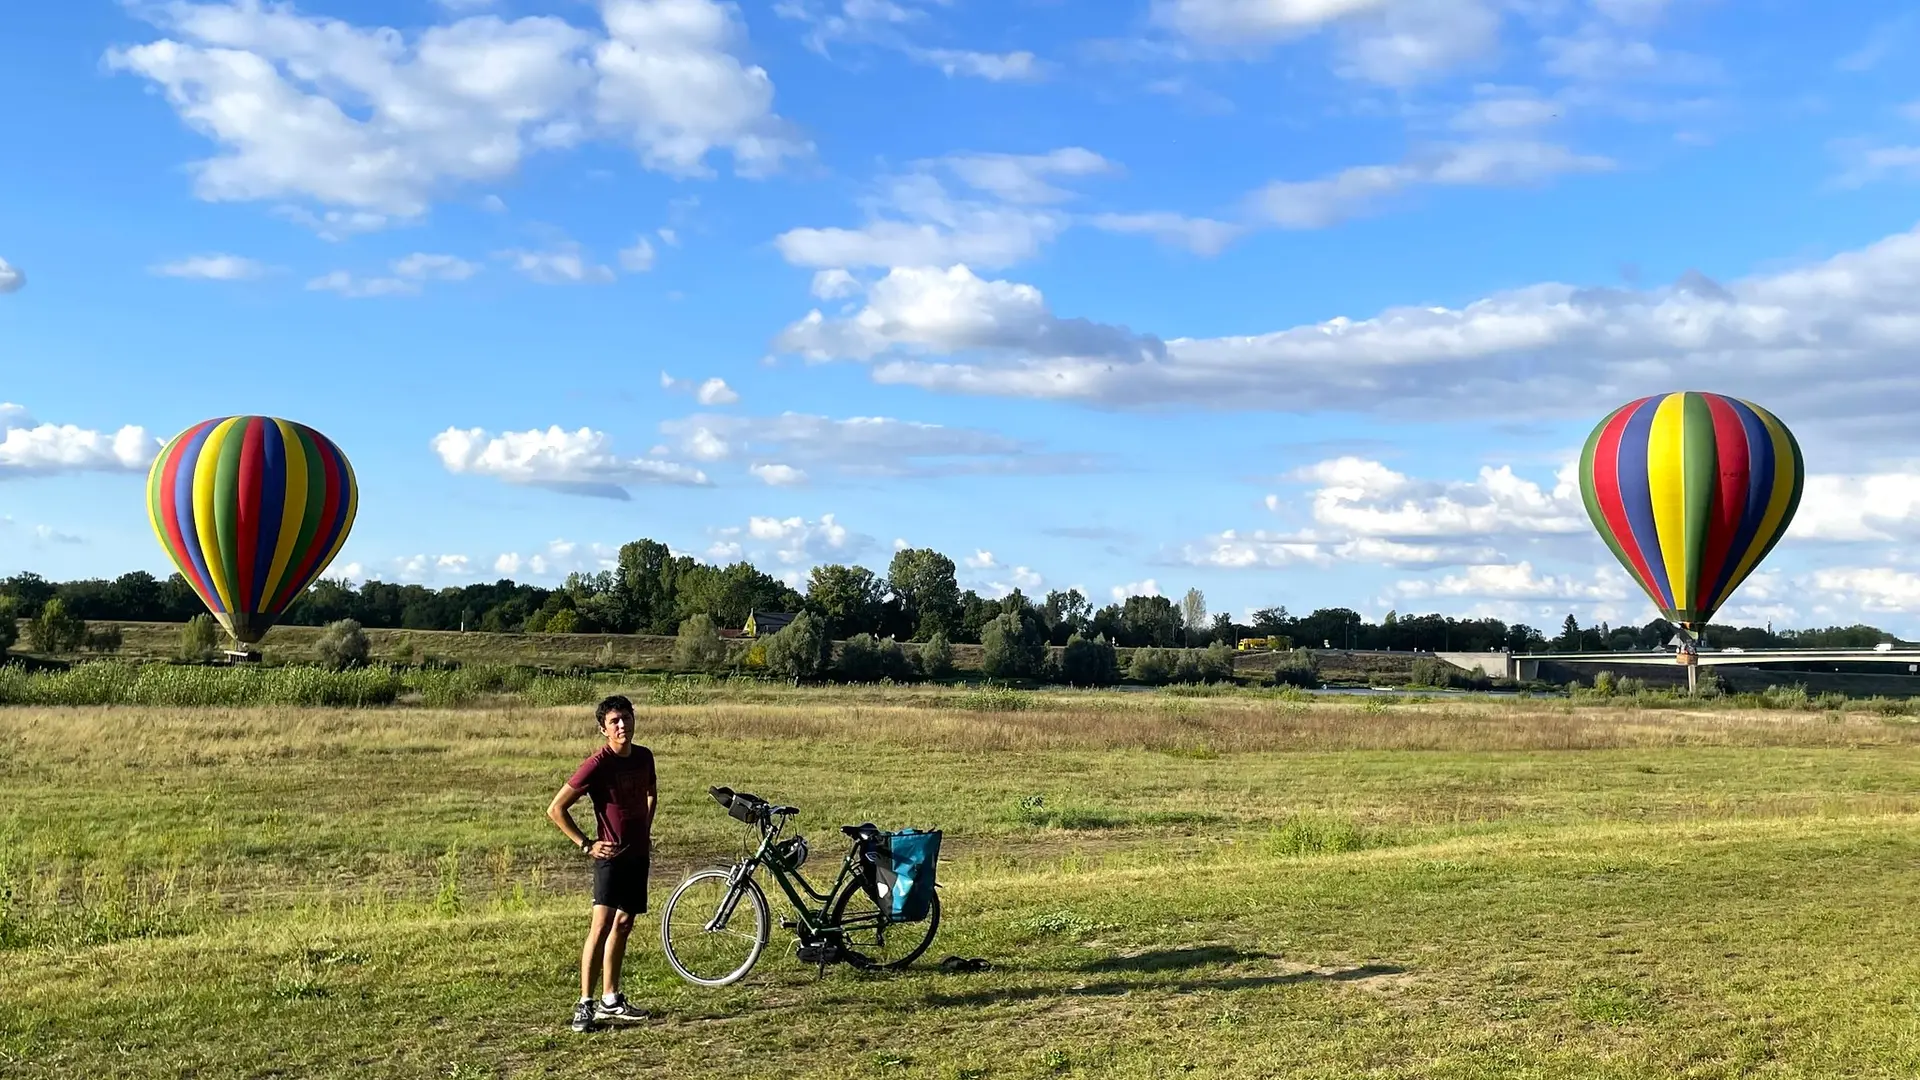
601, 910, 636, 999
580, 905, 615, 1001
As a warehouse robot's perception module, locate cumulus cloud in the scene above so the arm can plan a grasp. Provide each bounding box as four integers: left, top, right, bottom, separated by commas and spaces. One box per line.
0, 257, 23, 294
1111, 578, 1160, 601
811, 268, 861, 299
661, 373, 741, 405
493, 538, 620, 578
907, 47, 1044, 82
498, 242, 616, 284
711, 512, 870, 566
658, 408, 1101, 478
1250, 141, 1614, 229
0, 404, 159, 477
775, 223, 1920, 439
773, 151, 1116, 270
1792, 470, 1920, 542
432, 424, 710, 499
964, 549, 996, 569
1291, 457, 1588, 539
1391, 562, 1632, 602
107, 0, 804, 226
1153, 0, 1502, 87
1810, 567, 1920, 613
619, 236, 657, 272
749, 462, 807, 485
307, 252, 481, 297
151, 253, 268, 280
777, 1, 1044, 81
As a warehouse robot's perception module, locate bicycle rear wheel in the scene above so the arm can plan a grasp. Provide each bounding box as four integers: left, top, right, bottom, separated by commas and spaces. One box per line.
829, 881, 940, 970
661, 869, 770, 987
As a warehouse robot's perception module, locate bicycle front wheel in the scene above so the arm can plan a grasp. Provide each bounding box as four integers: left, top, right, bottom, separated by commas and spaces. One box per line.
830, 881, 940, 970
661, 868, 771, 987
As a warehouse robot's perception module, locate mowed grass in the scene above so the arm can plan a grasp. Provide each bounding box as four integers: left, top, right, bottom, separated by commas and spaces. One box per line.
5, 688, 1920, 1078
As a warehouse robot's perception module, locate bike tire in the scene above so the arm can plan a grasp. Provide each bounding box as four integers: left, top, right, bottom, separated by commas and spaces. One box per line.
828, 881, 941, 971
660, 868, 771, 987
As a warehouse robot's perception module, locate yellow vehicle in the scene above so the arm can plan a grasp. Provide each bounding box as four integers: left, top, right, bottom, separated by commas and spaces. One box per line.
1237, 637, 1269, 651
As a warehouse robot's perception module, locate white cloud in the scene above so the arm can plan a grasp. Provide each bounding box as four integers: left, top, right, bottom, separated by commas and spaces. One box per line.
492, 538, 619, 578
1451, 86, 1561, 131
0, 404, 159, 477
1834, 143, 1920, 189
499, 242, 616, 284
1152, 0, 1501, 86
696, 377, 739, 405
108, 0, 802, 226
1810, 568, 1920, 613
660, 373, 741, 404
658, 408, 1099, 477
1111, 579, 1160, 601
784, 222, 1920, 430
713, 511, 869, 565
907, 47, 1044, 81
811, 268, 861, 299
893, 537, 910, 551
776, 263, 1163, 364
939, 148, 1115, 205
619, 235, 657, 272
1251, 140, 1614, 229
1087, 213, 1245, 256
1179, 530, 1499, 570
1290, 456, 1587, 539
1392, 562, 1631, 602
151, 253, 267, 280
749, 463, 807, 485
432, 424, 711, 499
33, 525, 85, 546
0, 257, 23, 294
684, 427, 731, 460
1541, 27, 1720, 84
1793, 471, 1920, 542
964, 549, 997, 569
306, 252, 480, 298
775, 173, 1068, 270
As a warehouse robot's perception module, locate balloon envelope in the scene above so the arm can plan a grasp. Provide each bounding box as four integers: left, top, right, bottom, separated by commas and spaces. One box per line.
147, 417, 359, 645
1578, 392, 1802, 629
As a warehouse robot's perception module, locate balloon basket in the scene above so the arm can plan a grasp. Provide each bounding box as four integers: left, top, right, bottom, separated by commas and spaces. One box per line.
221, 649, 263, 665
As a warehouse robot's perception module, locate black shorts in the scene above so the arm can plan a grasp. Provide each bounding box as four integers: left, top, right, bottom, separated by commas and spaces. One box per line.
592, 852, 649, 915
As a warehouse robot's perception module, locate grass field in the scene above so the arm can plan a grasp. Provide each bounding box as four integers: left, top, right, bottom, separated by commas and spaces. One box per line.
6, 686, 1920, 1078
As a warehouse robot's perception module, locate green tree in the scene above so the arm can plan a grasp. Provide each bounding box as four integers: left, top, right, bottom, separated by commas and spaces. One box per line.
1120, 595, 1182, 647
1180, 588, 1208, 646
981, 610, 1046, 679
1558, 614, 1581, 651
1269, 649, 1322, 689
315, 619, 371, 670
836, 633, 886, 682
545, 608, 582, 634
1127, 646, 1173, 685
1199, 640, 1235, 683
615, 539, 695, 634
27, 598, 86, 654
762, 610, 830, 681
1171, 649, 1203, 684
676, 562, 802, 629
1059, 633, 1118, 686
180, 613, 221, 661
673, 614, 729, 674
1040, 588, 1092, 645
886, 548, 963, 640
0, 596, 17, 656
806, 564, 885, 639
917, 631, 954, 679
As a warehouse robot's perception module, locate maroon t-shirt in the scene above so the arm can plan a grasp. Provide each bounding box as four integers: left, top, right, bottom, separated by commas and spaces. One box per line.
567, 745, 656, 858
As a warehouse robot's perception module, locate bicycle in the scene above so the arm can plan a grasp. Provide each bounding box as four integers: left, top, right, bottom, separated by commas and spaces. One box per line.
659, 786, 942, 987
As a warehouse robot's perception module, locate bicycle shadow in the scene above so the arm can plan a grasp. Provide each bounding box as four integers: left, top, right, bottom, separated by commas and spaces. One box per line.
916, 948, 1408, 1009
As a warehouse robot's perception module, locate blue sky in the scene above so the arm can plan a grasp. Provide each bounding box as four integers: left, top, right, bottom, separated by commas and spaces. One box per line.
5, 0, 1920, 634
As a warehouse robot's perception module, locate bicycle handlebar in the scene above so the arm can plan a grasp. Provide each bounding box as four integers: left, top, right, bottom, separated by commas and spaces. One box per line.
709, 786, 799, 824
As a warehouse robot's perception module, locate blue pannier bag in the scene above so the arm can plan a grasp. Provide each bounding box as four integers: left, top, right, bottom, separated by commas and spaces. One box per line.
865, 829, 941, 922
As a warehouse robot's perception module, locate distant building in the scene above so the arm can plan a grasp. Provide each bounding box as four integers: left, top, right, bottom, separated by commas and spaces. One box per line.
742, 611, 797, 638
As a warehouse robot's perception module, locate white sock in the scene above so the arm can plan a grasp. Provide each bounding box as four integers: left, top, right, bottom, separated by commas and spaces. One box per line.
602, 992, 621, 1005
579, 995, 593, 1004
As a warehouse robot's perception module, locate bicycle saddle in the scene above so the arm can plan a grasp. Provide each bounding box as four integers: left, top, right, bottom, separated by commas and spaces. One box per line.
842, 822, 880, 840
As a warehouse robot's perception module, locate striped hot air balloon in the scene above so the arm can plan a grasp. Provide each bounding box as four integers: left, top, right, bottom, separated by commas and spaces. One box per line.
1577, 392, 1803, 632
147, 417, 359, 645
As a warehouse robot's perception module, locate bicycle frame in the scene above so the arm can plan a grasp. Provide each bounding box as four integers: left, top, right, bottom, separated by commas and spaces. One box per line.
719, 812, 866, 942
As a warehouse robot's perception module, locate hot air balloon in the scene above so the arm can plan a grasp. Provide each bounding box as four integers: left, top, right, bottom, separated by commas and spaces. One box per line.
147, 417, 359, 648
1578, 392, 1802, 688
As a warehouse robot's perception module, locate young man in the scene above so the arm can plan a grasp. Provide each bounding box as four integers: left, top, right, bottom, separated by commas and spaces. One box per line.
547, 694, 657, 1032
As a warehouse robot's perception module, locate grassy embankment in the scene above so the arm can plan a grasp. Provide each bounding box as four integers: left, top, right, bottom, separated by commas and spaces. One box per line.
6, 685, 1920, 1078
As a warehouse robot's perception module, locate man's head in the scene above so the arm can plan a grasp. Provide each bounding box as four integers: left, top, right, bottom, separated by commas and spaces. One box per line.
595, 695, 636, 752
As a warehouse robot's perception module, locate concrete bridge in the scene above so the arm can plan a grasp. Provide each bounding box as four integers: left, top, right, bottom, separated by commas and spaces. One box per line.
1437, 649, 1920, 683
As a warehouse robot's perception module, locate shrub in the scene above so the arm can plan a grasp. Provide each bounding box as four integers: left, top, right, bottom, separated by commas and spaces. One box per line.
0, 597, 19, 655
981, 612, 1045, 680
1199, 640, 1236, 684
27, 599, 86, 655
1269, 649, 1322, 689
917, 632, 954, 679
314, 619, 371, 671
837, 633, 886, 682
594, 640, 618, 669
82, 625, 124, 654
672, 615, 729, 674
1059, 633, 1119, 686
762, 611, 830, 680
544, 609, 581, 634
179, 614, 222, 662
1591, 669, 1617, 696
957, 683, 1032, 711
1408, 657, 1489, 691
1128, 647, 1173, 685
1171, 649, 1203, 684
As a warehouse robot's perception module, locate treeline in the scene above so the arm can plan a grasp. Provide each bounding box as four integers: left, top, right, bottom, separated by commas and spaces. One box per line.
0, 537, 1905, 652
